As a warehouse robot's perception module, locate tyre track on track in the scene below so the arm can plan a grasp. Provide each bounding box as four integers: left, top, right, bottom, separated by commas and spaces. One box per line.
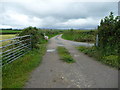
25, 34, 118, 88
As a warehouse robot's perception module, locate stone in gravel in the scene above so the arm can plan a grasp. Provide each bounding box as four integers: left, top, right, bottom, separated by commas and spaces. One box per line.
61, 77, 64, 80
53, 80, 56, 82
76, 85, 80, 88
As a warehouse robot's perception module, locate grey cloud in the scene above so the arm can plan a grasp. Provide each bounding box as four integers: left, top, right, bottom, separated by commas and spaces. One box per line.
0, 1, 118, 29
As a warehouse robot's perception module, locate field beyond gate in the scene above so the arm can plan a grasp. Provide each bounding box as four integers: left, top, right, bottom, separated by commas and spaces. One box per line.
0, 35, 32, 66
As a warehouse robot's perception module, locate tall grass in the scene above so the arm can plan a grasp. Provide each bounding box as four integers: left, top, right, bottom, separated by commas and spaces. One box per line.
62, 30, 97, 43
57, 46, 75, 63
2, 44, 46, 88
77, 46, 119, 69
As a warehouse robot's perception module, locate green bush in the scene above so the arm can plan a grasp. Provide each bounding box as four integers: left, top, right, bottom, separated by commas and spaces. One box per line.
98, 12, 120, 56
18, 26, 45, 49
75, 12, 120, 69
18, 27, 62, 49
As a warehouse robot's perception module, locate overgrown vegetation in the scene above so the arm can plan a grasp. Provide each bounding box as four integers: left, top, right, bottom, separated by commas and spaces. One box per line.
62, 29, 97, 43
97, 12, 119, 68
98, 12, 120, 57
18, 27, 43, 49
77, 46, 119, 68
77, 12, 120, 69
57, 46, 75, 63
18, 27, 61, 49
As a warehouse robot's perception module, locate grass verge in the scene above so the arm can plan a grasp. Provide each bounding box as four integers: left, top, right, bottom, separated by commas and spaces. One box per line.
2, 44, 46, 88
57, 46, 75, 63
77, 46, 119, 69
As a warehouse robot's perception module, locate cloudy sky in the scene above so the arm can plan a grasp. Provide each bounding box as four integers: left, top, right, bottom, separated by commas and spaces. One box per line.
0, 0, 119, 29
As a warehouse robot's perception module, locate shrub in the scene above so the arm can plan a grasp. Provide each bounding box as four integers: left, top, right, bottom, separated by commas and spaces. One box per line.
98, 12, 120, 55
18, 26, 44, 49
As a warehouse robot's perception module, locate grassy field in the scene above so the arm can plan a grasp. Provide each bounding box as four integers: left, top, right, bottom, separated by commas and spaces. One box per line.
62, 30, 97, 43
77, 46, 119, 69
0, 34, 16, 47
0, 34, 16, 40
57, 46, 75, 63
0, 30, 22, 34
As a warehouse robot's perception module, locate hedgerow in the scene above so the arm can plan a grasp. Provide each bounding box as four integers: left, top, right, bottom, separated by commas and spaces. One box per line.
98, 12, 120, 56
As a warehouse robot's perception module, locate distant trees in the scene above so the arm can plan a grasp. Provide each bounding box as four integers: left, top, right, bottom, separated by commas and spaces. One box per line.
98, 12, 120, 55
2, 28, 12, 30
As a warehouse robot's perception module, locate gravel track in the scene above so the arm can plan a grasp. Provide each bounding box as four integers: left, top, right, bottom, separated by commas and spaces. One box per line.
25, 35, 118, 88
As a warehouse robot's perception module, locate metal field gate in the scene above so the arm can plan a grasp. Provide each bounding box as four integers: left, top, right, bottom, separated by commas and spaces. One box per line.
0, 35, 32, 66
